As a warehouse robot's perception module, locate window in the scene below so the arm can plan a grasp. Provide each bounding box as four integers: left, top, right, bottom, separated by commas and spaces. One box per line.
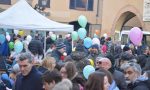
38, 0, 50, 8
70, 0, 93, 11
0, 0, 11, 5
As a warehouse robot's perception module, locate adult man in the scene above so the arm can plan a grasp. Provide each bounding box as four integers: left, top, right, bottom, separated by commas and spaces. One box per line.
15, 52, 43, 90
137, 45, 149, 69
121, 62, 149, 90
96, 57, 127, 90
51, 42, 66, 62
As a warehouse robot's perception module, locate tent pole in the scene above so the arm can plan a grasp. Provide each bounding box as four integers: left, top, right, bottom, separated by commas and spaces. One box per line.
72, 40, 73, 51
44, 31, 46, 57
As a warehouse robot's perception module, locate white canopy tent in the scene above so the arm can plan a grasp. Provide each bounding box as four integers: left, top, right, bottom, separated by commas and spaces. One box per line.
0, 0, 73, 32
0, 0, 74, 55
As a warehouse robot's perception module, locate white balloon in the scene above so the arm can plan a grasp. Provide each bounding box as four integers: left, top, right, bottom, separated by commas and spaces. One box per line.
14, 30, 19, 35
103, 33, 108, 39
49, 32, 53, 36
6, 35, 11, 41
26, 35, 32, 42
92, 38, 100, 46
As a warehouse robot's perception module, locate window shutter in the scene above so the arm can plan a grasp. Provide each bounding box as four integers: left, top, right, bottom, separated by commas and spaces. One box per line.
70, 0, 75, 9
38, 0, 50, 8
0, 0, 11, 5
88, 0, 93, 11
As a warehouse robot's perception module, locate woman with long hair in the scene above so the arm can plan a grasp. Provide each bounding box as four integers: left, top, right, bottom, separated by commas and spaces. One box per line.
86, 71, 110, 90
60, 62, 85, 90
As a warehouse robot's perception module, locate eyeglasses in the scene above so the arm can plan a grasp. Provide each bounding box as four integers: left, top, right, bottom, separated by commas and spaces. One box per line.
96, 61, 102, 64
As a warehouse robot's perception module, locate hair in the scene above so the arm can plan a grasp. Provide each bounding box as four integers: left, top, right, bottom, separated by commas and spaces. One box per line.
143, 57, 150, 71
42, 70, 62, 84
85, 71, 106, 90
121, 62, 142, 75
18, 52, 33, 63
42, 56, 56, 71
12, 63, 20, 74
98, 69, 113, 84
141, 45, 149, 54
64, 62, 77, 80
52, 79, 72, 90
120, 52, 134, 61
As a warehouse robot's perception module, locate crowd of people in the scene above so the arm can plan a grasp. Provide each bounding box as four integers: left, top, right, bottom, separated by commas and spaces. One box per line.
0, 31, 150, 90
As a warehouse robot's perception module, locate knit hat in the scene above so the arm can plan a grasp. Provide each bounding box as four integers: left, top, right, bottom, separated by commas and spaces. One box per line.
123, 45, 130, 52
56, 42, 66, 50
91, 44, 99, 50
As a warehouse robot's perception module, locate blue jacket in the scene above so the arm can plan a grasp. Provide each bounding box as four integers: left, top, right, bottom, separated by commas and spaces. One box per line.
0, 41, 10, 56
15, 66, 43, 90
109, 80, 119, 90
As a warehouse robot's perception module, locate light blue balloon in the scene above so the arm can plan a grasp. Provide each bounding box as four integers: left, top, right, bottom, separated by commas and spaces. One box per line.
51, 34, 56, 41
6, 32, 9, 35
94, 34, 98, 38
14, 41, 23, 54
0, 34, 5, 44
78, 28, 87, 39
1, 73, 9, 80
78, 15, 87, 28
72, 31, 78, 41
83, 65, 95, 79
84, 37, 92, 48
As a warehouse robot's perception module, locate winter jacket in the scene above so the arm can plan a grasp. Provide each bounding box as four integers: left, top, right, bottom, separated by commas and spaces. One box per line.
127, 76, 149, 90
51, 49, 62, 62
113, 70, 127, 90
0, 41, 10, 56
15, 66, 43, 90
109, 80, 119, 90
0, 55, 7, 71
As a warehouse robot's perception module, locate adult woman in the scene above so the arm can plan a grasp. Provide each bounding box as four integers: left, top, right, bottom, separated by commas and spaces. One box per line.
60, 62, 85, 90
38, 56, 56, 73
85, 71, 110, 90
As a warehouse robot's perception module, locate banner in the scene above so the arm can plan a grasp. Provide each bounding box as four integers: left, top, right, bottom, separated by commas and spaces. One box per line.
143, 0, 150, 21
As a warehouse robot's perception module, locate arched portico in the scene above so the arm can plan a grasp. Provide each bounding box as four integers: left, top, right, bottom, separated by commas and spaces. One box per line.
111, 5, 144, 36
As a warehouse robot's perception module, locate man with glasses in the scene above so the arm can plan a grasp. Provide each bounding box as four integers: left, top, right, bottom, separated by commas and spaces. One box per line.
95, 57, 127, 90
121, 62, 149, 90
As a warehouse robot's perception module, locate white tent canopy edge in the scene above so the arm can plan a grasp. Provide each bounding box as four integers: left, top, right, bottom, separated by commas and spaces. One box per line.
0, 0, 73, 32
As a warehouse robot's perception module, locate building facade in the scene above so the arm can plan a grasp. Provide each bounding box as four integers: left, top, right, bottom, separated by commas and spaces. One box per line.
0, 0, 150, 39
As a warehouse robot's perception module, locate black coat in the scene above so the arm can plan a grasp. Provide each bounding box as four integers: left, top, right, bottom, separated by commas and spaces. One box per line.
15, 66, 43, 90
137, 54, 148, 69
127, 80, 149, 90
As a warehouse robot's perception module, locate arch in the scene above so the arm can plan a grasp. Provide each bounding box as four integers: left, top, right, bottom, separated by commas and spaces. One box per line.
111, 5, 144, 35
